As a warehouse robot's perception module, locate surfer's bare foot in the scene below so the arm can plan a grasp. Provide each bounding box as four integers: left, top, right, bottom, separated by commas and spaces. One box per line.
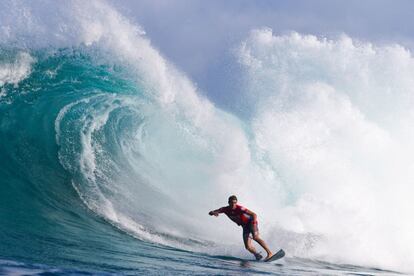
264, 252, 274, 261
254, 253, 263, 261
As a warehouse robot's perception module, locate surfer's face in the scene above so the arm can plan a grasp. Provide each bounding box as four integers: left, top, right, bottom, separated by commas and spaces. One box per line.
228, 199, 237, 209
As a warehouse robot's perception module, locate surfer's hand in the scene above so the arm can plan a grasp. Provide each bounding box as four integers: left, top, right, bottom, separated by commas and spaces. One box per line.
209, 211, 218, 216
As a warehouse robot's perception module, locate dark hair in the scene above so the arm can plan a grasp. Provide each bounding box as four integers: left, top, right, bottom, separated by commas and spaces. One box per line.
228, 195, 237, 202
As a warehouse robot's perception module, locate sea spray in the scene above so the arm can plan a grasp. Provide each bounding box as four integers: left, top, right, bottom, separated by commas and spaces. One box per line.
238, 29, 414, 270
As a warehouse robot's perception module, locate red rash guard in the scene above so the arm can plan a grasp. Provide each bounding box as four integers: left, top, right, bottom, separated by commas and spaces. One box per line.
218, 204, 253, 226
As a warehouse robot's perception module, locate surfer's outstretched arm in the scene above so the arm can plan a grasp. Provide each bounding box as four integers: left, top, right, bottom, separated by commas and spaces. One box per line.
208, 207, 224, 217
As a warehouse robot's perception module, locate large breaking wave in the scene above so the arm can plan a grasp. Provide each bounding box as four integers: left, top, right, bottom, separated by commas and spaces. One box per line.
0, 0, 413, 273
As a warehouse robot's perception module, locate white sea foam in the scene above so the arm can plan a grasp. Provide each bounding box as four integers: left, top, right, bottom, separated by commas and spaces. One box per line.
0, 52, 34, 87
238, 29, 414, 271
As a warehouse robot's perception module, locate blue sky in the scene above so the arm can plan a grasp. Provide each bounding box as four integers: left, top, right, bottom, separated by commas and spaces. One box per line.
111, 0, 414, 106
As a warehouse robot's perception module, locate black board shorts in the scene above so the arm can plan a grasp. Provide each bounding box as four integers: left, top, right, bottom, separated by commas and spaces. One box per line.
242, 220, 258, 239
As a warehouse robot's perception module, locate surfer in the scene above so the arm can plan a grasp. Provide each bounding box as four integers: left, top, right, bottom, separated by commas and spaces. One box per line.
209, 195, 274, 261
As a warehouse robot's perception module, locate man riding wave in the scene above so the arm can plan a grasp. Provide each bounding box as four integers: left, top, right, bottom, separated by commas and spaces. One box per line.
209, 195, 274, 261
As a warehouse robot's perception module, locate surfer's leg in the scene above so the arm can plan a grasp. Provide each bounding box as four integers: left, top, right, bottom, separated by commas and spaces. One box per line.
252, 235, 273, 259
243, 228, 258, 253
243, 226, 263, 260
242, 229, 256, 253
251, 223, 273, 260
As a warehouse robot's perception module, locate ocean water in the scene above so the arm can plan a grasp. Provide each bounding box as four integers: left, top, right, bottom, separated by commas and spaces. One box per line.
0, 1, 413, 275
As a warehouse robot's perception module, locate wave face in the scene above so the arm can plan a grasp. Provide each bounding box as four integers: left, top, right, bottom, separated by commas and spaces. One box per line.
1, 0, 413, 274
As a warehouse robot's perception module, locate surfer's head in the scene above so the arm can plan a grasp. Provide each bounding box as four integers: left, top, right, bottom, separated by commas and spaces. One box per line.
228, 195, 237, 208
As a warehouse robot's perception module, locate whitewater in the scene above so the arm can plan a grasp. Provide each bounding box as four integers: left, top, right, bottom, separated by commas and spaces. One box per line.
0, 1, 413, 275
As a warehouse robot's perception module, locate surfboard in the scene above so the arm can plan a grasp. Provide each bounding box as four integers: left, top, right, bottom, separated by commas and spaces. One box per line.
265, 249, 285, 262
